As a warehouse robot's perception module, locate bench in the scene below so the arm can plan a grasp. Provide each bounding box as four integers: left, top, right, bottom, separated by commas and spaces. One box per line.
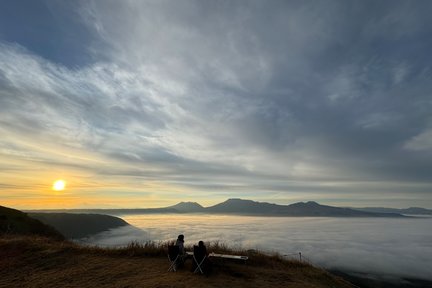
186, 251, 248, 261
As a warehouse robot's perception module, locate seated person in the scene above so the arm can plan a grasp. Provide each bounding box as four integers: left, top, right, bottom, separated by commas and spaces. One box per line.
175, 234, 187, 267
192, 240, 212, 274
198, 240, 207, 256
175, 234, 185, 254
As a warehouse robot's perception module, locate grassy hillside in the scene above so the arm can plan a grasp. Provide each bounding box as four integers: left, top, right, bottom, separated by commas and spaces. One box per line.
29, 212, 129, 239
0, 206, 64, 240
0, 235, 354, 288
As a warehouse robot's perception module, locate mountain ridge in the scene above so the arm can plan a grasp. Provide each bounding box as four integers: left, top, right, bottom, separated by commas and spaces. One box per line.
205, 199, 403, 217
352, 206, 432, 215
26, 199, 410, 217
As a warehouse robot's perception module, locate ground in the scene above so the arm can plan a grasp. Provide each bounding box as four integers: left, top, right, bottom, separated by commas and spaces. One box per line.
0, 236, 354, 288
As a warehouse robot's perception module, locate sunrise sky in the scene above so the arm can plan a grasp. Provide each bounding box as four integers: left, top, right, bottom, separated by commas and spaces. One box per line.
1, 1, 432, 209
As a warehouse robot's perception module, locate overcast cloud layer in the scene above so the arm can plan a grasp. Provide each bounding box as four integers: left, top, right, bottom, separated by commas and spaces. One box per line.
1, 0, 432, 208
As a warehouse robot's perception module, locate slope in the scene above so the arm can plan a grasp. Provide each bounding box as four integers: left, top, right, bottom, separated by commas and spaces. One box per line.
0, 205, 64, 240
0, 235, 354, 288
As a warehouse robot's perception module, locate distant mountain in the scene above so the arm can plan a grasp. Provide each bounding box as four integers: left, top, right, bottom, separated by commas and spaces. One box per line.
25, 199, 409, 218
168, 201, 205, 212
207, 198, 286, 214
205, 199, 403, 217
30, 213, 129, 239
0, 206, 64, 239
353, 207, 432, 215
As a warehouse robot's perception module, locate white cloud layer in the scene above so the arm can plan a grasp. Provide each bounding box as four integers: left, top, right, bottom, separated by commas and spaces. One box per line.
83, 214, 432, 282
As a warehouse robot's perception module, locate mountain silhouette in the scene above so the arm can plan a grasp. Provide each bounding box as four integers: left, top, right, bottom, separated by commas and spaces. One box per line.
0, 206, 64, 239
24, 199, 408, 218
168, 201, 205, 212
30, 213, 130, 239
352, 206, 432, 215
206, 198, 285, 214
204, 199, 403, 217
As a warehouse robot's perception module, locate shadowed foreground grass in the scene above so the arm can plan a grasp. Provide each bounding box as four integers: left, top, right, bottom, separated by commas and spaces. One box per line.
0, 235, 354, 288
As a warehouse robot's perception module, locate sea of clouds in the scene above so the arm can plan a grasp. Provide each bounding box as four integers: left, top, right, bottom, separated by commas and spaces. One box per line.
80, 214, 432, 282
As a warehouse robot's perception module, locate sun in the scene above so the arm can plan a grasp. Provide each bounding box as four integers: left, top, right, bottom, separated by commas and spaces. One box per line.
52, 180, 66, 191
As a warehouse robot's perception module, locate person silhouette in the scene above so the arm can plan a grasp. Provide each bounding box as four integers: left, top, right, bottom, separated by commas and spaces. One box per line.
175, 234, 186, 267
176, 234, 185, 255
193, 240, 212, 274
198, 240, 207, 255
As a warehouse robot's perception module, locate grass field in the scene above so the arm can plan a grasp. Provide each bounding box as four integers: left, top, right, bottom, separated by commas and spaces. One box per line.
0, 235, 354, 288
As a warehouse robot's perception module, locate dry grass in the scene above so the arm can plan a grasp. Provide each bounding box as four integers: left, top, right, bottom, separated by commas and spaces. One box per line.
0, 235, 354, 288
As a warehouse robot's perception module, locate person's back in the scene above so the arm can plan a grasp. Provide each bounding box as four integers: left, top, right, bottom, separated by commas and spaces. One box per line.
198, 240, 207, 256
193, 240, 211, 274
174, 234, 186, 268
175, 234, 185, 255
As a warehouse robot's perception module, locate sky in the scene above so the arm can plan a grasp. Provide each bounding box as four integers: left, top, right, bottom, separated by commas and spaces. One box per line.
1, 0, 432, 209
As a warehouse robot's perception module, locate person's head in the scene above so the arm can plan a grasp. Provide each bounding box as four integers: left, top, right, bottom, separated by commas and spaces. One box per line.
198, 240, 204, 247
177, 234, 184, 241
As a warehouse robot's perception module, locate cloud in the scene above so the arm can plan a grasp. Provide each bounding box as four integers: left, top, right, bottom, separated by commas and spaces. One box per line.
77, 225, 150, 247
1, 1, 432, 207
84, 215, 432, 282
404, 130, 432, 152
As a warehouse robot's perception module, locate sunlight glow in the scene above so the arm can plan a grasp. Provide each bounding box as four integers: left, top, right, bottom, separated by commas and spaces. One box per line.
52, 179, 66, 191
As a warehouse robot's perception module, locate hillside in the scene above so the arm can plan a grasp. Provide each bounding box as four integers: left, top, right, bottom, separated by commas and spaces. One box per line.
0, 206, 63, 240
29, 213, 130, 239
0, 235, 354, 288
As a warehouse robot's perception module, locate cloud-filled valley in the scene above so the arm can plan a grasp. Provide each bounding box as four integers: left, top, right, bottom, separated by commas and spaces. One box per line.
82, 214, 432, 282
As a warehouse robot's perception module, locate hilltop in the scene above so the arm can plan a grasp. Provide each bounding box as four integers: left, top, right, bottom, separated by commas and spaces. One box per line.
30, 212, 129, 238
0, 206, 63, 240
2, 205, 130, 239
168, 201, 205, 212
0, 235, 354, 288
